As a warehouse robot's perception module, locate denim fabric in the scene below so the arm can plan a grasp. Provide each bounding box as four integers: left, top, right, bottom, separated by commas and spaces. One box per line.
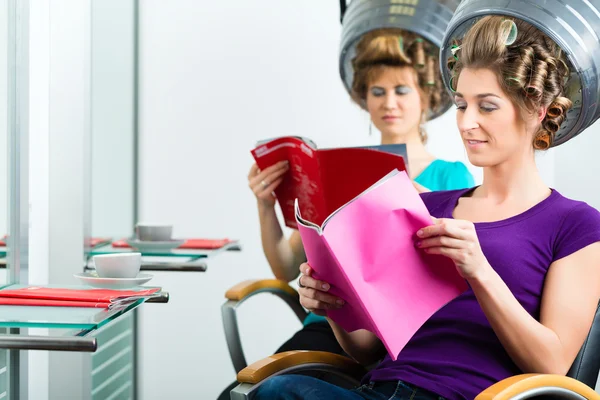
254, 375, 445, 400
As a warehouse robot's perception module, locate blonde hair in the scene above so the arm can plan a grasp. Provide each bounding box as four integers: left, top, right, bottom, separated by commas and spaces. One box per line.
351, 28, 449, 144
448, 16, 572, 150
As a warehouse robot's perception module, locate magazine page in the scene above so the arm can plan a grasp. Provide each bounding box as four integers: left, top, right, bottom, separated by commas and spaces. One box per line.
321, 169, 399, 230
295, 201, 373, 333
251, 137, 327, 228
255, 136, 317, 149
358, 143, 408, 160
317, 147, 407, 222
319, 171, 467, 360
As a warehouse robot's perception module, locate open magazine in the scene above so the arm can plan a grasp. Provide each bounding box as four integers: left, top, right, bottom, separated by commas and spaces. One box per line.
295, 169, 467, 360
251, 136, 408, 228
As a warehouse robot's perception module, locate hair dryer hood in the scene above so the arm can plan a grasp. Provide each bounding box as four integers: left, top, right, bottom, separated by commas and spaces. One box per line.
339, 0, 461, 119
440, 0, 600, 147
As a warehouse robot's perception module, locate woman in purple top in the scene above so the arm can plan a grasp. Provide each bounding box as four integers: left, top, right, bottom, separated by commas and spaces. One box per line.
253, 15, 600, 400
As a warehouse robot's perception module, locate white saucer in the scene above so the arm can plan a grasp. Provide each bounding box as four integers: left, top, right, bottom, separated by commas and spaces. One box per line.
74, 272, 153, 289
126, 238, 185, 253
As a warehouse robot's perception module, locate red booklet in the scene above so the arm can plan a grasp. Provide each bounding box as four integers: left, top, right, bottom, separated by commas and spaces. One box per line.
251, 137, 407, 228
0, 287, 160, 308
112, 238, 234, 250
0, 298, 111, 308
89, 237, 111, 247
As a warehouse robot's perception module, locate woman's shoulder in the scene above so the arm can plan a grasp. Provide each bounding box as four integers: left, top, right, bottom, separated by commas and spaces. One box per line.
549, 191, 600, 261
425, 159, 475, 191
419, 188, 471, 217
549, 190, 600, 218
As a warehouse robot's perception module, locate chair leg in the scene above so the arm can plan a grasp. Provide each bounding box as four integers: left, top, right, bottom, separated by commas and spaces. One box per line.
221, 300, 248, 373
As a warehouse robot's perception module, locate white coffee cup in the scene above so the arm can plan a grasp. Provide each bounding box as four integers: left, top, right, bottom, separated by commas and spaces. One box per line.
93, 253, 141, 279
135, 223, 173, 242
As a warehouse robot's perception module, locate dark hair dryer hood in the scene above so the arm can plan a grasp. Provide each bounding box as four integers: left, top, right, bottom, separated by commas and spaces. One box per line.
440, 0, 600, 147
339, 0, 461, 120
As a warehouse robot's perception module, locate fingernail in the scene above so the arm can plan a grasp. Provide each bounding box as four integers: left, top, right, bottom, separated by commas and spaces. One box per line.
417, 230, 424, 237
282, 160, 289, 165
336, 299, 344, 305
322, 283, 329, 290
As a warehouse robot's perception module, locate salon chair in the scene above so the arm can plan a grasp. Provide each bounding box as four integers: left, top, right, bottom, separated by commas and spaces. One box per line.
225, 0, 600, 397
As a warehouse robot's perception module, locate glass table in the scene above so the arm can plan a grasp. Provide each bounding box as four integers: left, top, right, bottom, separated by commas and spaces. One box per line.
0, 247, 6, 270
0, 284, 169, 400
85, 239, 242, 272
0, 283, 168, 351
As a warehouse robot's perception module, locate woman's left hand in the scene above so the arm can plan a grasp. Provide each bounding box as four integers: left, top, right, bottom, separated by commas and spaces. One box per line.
416, 217, 491, 280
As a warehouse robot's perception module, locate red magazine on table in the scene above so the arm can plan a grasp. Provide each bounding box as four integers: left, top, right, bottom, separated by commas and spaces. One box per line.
0, 287, 160, 308
89, 237, 111, 247
251, 137, 407, 228
0, 298, 111, 308
112, 238, 234, 250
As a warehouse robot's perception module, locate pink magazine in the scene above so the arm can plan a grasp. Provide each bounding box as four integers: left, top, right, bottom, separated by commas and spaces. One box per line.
295, 169, 467, 360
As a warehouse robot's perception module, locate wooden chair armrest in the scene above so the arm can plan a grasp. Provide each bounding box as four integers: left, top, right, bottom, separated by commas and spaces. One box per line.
237, 350, 367, 384
476, 373, 599, 399
225, 279, 298, 301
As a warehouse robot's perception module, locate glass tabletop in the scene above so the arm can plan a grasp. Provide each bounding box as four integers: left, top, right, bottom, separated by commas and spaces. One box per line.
87, 241, 241, 258
0, 284, 161, 329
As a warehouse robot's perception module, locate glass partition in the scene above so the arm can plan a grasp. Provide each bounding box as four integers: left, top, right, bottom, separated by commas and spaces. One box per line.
90, 0, 137, 243
0, 0, 10, 285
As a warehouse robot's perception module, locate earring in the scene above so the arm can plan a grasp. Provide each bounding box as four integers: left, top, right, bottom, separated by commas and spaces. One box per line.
419, 112, 428, 143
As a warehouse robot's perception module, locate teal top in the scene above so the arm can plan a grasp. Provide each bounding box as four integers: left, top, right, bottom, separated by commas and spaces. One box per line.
302, 159, 474, 327
413, 159, 475, 191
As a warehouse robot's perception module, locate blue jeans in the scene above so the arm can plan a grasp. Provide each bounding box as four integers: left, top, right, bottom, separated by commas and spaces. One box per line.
254, 375, 445, 400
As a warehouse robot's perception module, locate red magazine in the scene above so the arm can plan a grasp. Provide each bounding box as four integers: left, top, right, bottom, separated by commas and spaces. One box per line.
0, 298, 110, 308
251, 137, 407, 228
89, 237, 111, 247
112, 238, 234, 250
0, 287, 160, 308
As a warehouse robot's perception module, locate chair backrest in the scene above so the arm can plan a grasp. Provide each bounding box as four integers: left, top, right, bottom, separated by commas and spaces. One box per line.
567, 302, 600, 388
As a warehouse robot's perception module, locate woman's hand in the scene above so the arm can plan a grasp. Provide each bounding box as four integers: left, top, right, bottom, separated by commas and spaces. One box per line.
298, 262, 345, 316
247, 161, 289, 208
416, 217, 491, 280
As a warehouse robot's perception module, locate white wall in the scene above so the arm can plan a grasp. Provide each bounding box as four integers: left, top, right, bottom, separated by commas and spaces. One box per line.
137, 1, 479, 398
553, 120, 600, 209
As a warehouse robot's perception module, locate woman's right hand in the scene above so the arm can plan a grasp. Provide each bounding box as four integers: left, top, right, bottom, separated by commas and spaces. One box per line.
298, 262, 345, 316
248, 161, 289, 208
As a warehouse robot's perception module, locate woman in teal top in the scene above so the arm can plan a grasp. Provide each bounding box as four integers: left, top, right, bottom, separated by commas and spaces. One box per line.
218, 27, 474, 400
257, 25, 476, 355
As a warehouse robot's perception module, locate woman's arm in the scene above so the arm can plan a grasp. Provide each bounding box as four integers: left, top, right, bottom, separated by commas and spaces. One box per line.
249, 162, 305, 282
470, 242, 600, 374
327, 319, 386, 366
297, 263, 385, 365
258, 206, 305, 282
